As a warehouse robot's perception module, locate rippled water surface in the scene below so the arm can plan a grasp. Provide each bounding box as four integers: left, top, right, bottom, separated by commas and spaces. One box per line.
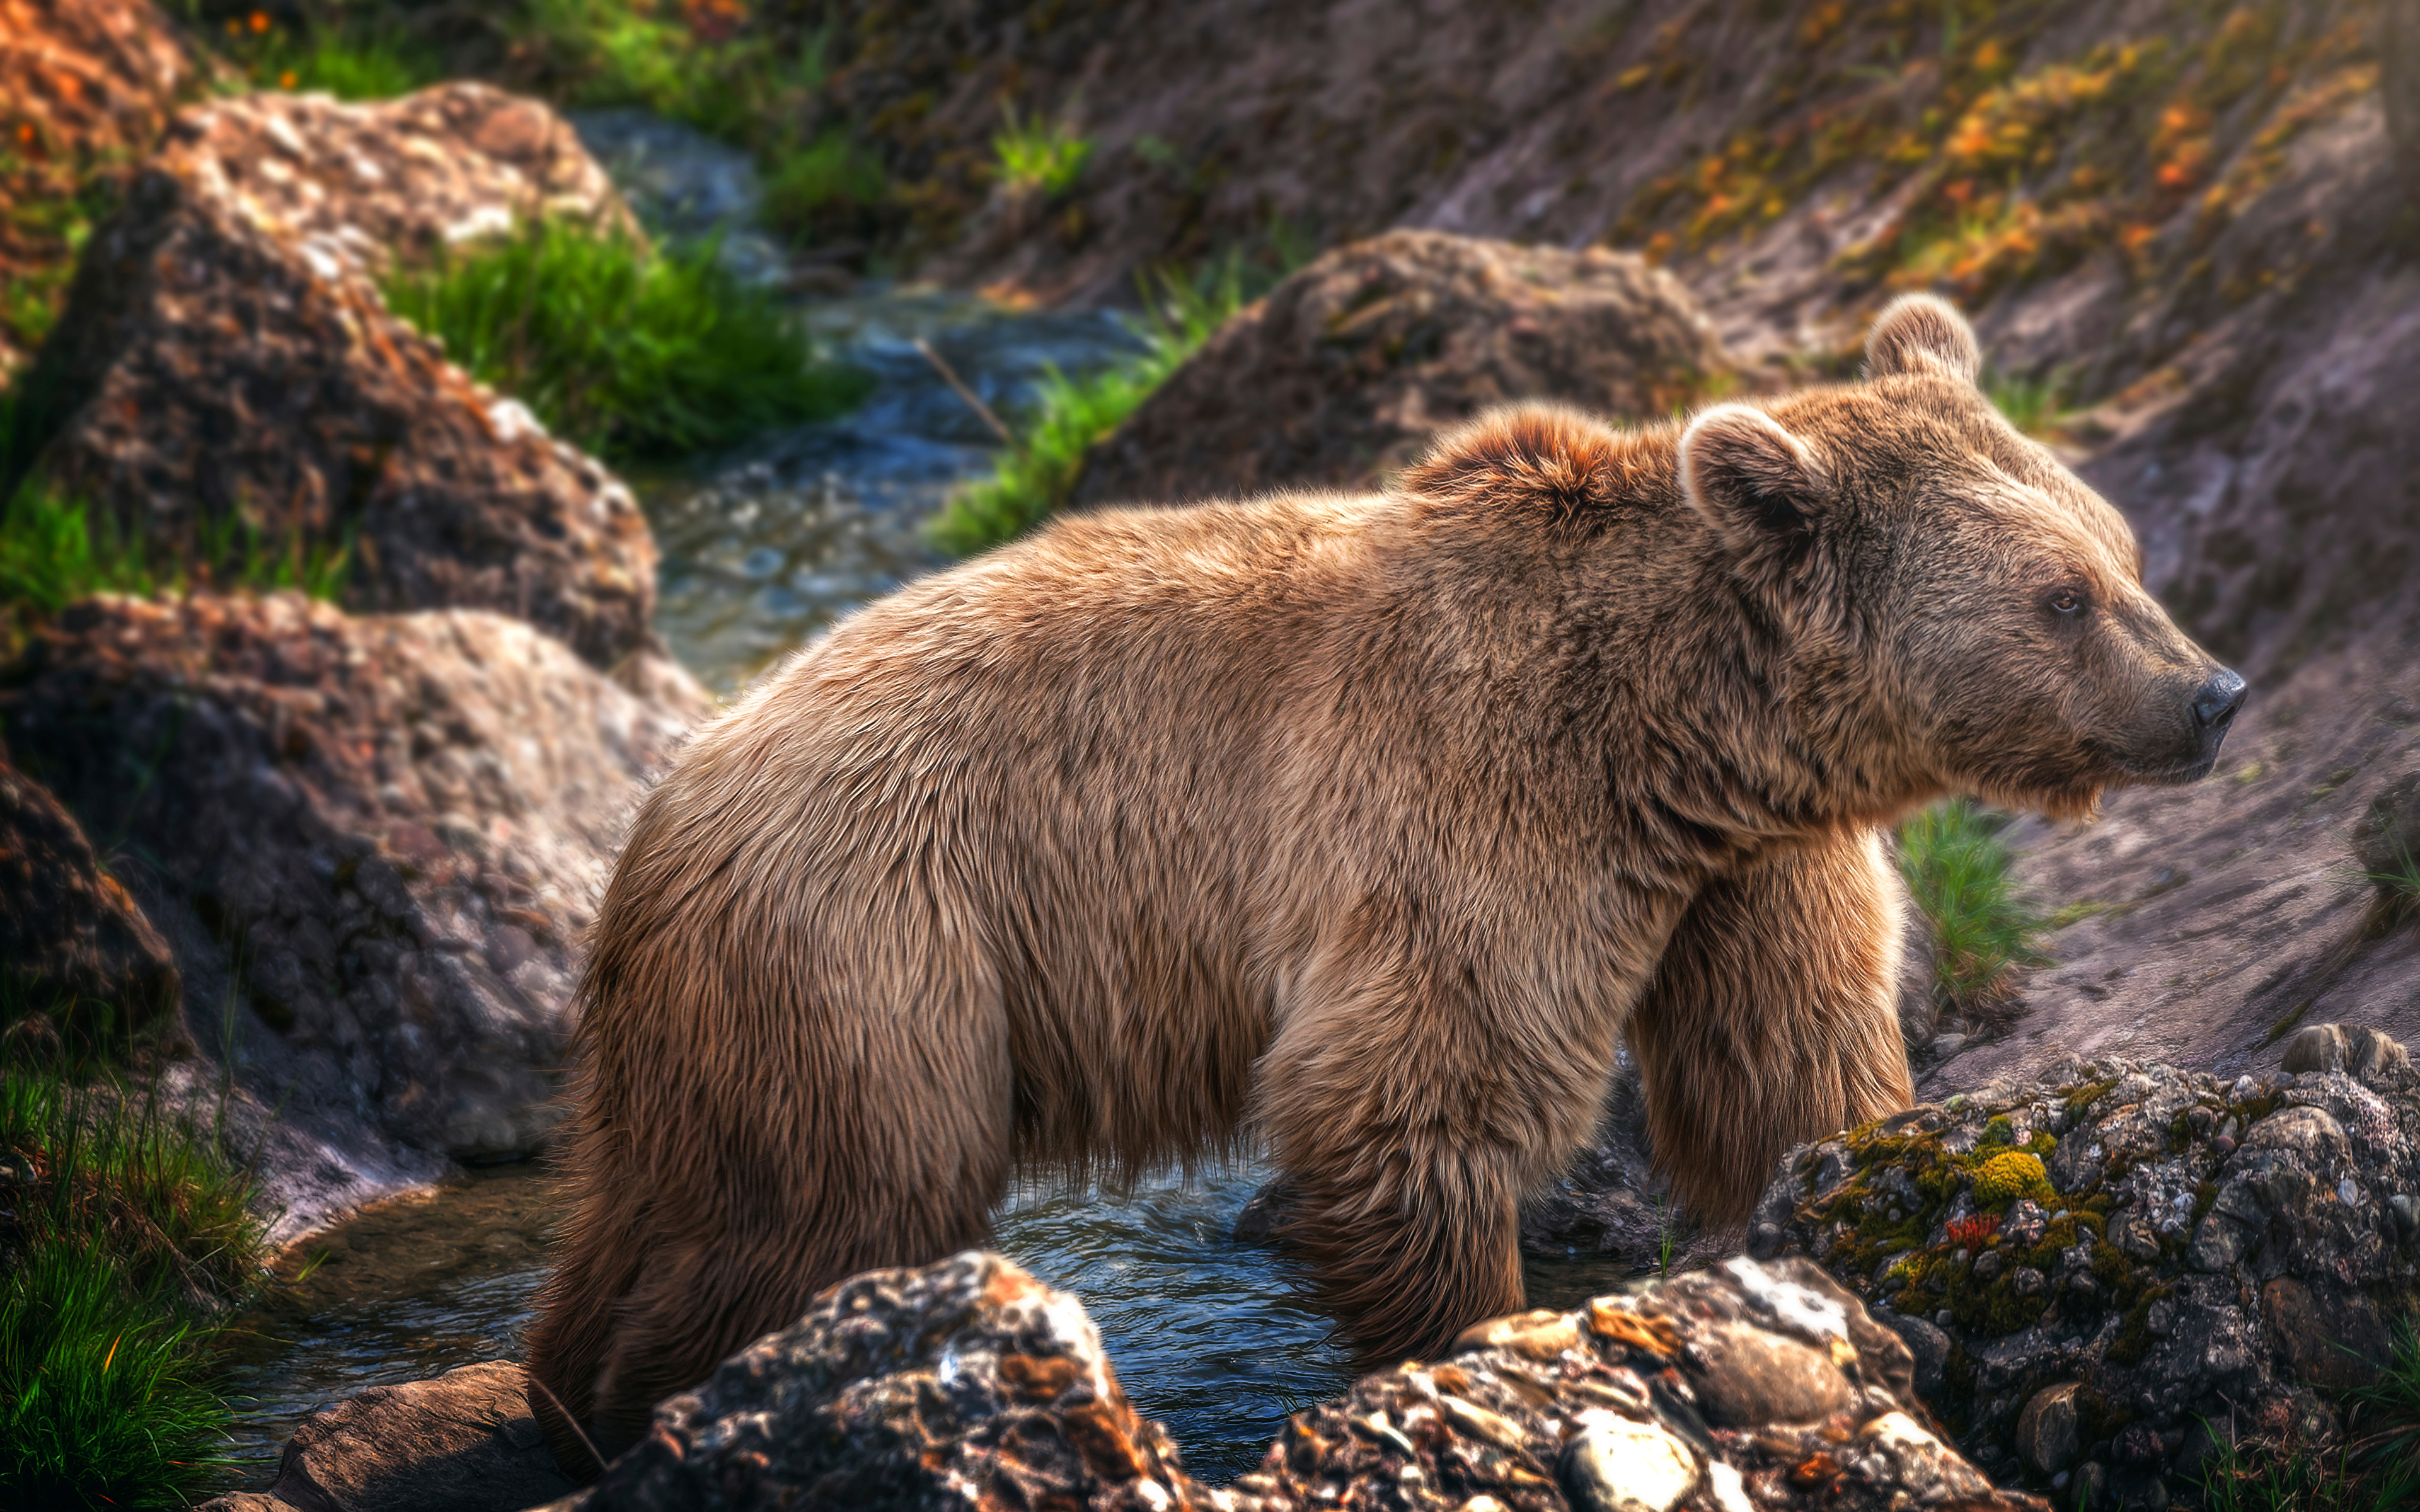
226, 1164, 1640, 1489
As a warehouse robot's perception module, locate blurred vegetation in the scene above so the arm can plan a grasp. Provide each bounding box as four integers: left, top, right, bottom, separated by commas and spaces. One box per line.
193, 6, 442, 99
380, 216, 867, 459
0, 1033, 272, 1509
991, 106, 1093, 201
1610, 0, 2374, 318
928, 258, 1250, 558
1896, 799, 2048, 1029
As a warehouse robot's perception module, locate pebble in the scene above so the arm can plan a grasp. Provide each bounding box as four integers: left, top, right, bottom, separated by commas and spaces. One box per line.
1559, 1418, 1701, 1512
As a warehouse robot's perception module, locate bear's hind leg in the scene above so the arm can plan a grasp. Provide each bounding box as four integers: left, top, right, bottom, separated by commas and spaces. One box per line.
1626, 828, 1915, 1230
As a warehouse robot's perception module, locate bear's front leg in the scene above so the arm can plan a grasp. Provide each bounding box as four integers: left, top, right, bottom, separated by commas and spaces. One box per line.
1625, 826, 1915, 1230
1254, 930, 1619, 1364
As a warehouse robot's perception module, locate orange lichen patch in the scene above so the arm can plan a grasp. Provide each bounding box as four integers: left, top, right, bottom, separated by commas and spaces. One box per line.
1584, 1298, 1680, 1357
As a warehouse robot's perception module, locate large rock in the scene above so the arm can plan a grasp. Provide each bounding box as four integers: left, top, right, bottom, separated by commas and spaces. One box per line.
551, 1251, 1217, 1512
1069, 231, 1731, 508
530, 1251, 2037, 1512
199, 1361, 575, 1512
0, 0, 195, 378
1748, 1049, 2420, 1507
0, 592, 701, 1162
1, 84, 659, 669
0, 740, 182, 1050
1235, 1256, 2041, 1512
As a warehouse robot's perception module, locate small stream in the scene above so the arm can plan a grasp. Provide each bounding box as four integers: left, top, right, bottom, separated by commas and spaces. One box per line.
220, 112, 1637, 1491
222, 1162, 1637, 1487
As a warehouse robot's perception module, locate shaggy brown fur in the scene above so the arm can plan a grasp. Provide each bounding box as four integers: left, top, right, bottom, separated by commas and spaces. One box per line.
524, 296, 2241, 1472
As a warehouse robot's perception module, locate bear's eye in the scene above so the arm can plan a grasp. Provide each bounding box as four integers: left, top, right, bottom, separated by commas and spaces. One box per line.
2046, 588, 2085, 616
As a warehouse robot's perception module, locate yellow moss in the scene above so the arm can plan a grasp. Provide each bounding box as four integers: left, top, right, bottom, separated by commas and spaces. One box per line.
1973, 1151, 2054, 1210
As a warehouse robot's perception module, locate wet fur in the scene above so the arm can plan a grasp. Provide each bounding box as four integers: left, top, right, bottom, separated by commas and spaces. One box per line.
525, 298, 2230, 1471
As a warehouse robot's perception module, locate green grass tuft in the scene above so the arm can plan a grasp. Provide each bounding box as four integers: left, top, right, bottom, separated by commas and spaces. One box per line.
379, 217, 867, 460
514, 0, 828, 151
927, 261, 1247, 558
199, 8, 442, 101
1897, 799, 2048, 1026
762, 130, 889, 244
0, 1045, 271, 1508
991, 105, 1093, 200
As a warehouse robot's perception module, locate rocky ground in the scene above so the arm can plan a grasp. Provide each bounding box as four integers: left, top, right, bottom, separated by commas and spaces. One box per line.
207, 1251, 2051, 1512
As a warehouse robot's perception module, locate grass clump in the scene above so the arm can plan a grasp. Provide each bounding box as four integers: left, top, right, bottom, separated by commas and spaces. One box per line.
928, 261, 1247, 558
992, 105, 1093, 200
0, 1043, 271, 1508
380, 217, 866, 460
1897, 799, 2047, 1028
196, 7, 441, 100
762, 130, 887, 245
514, 0, 827, 156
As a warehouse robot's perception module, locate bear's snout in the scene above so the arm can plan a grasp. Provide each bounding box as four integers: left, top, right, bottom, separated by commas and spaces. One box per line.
2192, 668, 2248, 742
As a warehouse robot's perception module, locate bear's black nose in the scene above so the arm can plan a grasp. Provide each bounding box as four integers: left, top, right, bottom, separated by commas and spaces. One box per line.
2193, 668, 2247, 734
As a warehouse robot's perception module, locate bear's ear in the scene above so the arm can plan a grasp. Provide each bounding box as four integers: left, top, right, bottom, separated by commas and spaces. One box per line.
1862, 293, 1981, 384
1681, 404, 1832, 565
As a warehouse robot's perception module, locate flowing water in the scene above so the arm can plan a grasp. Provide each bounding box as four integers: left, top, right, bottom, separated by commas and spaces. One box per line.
223, 1161, 1637, 1487
222, 113, 1642, 1491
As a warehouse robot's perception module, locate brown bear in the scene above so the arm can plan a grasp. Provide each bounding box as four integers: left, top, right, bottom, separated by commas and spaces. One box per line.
524, 295, 2244, 1472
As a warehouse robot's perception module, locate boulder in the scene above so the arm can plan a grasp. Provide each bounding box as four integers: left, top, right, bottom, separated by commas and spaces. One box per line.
2281, 1021, 2413, 1080
0, 591, 703, 1162
1748, 1051, 2420, 1506
1, 84, 659, 669
1232, 1254, 2037, 1512
0, 741, 183, 1050
499, 1251, 2034, 1512
0, 0, 195, 378
547, 1251, 1217, 1512
1069, 231, 1732, 508
197, 1360, 575, 1512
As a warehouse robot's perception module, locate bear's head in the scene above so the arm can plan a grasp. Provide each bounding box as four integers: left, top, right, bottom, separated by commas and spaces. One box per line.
1680, 294, 2244, 821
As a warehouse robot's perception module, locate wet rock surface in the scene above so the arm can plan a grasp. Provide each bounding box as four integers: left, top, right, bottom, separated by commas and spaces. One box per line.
1069, 231, 1729, 508
2, 83, 660, 668
0, 592, 700, 1164
199, 1360, 575, 1512
549, 1251, 1218, 1512
1748, 1043, 2420, 1506
0, 741, 182, 1050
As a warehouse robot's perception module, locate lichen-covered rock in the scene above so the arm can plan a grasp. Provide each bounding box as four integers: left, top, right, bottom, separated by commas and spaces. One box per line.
1748, 1050, 2420, 1506
1228, 1256, 2042, 1512
551, 1251, 1223, 1512
1068, 231, 1731, 508
0, 592, 702, 1161
0, 742, 182, 1050
1, 84, 659, 668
